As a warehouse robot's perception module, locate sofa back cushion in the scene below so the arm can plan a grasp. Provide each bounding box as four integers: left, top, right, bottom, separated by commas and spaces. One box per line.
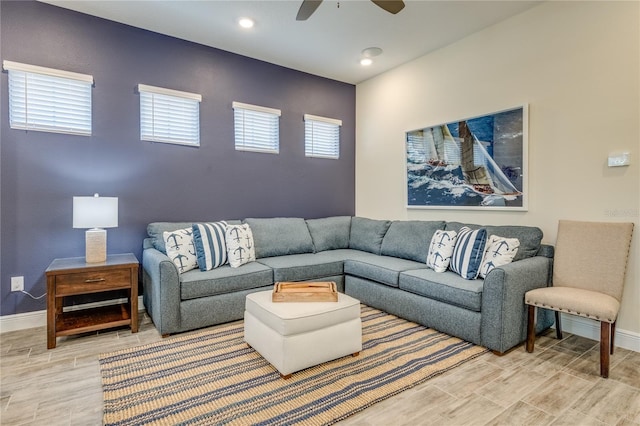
445, 222, 543, 262
244, 217, 314, 259
381, 220, 446, 262
306, 216, 351, 252
349, 217, 392, 255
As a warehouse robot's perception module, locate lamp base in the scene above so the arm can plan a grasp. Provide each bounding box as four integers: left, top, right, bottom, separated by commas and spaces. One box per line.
85, 228, 107, 263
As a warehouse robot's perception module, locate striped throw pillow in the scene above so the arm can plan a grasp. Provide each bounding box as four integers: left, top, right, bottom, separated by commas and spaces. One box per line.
192, 221, 228, 271
449, 226, 488, 280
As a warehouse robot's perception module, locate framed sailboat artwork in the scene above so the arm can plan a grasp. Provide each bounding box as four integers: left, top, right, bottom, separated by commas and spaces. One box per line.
405, 105, 528, 211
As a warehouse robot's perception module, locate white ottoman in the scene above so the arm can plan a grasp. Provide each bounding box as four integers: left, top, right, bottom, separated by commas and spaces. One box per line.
244, 290, 362, 378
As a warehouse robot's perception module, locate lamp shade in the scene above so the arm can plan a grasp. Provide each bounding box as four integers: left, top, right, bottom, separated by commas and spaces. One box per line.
73, 194, 118, 229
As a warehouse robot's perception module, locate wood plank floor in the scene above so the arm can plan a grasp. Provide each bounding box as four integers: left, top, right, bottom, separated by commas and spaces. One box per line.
1, 313, 639, 425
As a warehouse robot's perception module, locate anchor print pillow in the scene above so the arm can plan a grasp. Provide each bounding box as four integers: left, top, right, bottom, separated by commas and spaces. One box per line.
226, 224, 256, 268
426, 230, 458, 273
163, 227, 198, 274
478, 235, 520, 278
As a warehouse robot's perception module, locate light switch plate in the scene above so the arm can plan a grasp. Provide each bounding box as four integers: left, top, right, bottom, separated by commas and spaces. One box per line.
608, 152, 630, 167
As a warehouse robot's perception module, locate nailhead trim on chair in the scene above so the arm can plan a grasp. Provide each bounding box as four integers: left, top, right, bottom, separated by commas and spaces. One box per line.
526, 301, 614, 323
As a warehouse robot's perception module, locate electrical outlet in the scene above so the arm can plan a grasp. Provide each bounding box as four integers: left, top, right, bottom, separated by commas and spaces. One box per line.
11, 276, 24, 292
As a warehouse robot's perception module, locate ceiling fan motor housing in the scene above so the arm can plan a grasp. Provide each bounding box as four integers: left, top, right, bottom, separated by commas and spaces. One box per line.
296, 0, 405, 21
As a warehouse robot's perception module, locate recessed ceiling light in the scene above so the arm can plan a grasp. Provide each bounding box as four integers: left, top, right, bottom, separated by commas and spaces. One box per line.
360, 58, 373, 66
238, 18, 254, 29
361, 47, 383, 58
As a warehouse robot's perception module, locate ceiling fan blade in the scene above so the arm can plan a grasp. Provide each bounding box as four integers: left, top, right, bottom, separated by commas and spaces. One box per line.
371, 0, 405, 14
296, 0, 323, 21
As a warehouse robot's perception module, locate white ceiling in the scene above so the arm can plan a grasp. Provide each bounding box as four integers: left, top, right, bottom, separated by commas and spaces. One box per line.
40, 0, 541, 84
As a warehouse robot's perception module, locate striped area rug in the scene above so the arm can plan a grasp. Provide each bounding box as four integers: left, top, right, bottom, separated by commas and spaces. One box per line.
100, 306, 487, 425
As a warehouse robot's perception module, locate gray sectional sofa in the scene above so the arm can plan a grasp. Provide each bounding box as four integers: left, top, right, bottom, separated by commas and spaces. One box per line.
142, 216, 554, 354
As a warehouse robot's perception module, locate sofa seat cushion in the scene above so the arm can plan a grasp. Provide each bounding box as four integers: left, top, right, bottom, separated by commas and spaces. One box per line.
256, 253, 345, 283
179, 262, 273, 301
399, 269, 483, 312
345, 255, 429, 288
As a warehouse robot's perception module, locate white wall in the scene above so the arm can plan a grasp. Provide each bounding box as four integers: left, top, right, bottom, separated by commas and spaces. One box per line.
355, 1, 639, 337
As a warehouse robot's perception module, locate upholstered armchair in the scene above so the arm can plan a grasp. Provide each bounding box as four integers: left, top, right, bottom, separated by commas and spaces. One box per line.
524, 220, 634, 378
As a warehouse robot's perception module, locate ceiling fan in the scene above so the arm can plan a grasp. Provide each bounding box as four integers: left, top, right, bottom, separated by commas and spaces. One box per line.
296, 0, 406, 21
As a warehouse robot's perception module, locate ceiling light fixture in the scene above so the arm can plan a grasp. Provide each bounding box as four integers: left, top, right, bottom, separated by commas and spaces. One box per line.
238, 18, 254, 29
360, 46, 382, 66
361, 47, 383, 58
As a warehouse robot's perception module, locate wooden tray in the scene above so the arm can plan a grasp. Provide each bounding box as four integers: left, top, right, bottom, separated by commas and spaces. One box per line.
272, 282, 338, 302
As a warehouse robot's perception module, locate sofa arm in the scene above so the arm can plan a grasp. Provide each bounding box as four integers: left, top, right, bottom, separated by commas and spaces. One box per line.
142, 248, 181, 335
481, 256, 553, 353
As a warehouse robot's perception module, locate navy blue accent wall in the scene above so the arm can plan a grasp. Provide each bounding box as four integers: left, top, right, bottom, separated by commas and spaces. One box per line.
0, 1, 356, 316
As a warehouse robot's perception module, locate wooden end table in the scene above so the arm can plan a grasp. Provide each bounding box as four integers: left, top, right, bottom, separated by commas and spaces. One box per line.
45, 253, 139, 349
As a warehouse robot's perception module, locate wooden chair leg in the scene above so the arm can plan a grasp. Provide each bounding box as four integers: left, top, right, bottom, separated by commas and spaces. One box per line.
555, 311, 563, 340
526, 305, 536, 353
610, 321, 616, 355
600, 321, 610, 378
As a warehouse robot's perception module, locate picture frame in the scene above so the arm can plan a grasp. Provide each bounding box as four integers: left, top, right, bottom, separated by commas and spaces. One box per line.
405, 105, 528, 211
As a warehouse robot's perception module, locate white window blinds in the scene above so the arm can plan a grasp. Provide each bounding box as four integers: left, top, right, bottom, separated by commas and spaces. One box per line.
304, 114, 341, 159
233, 101, 280, 154
138, 84, 202, 146
3, 60, 93, 136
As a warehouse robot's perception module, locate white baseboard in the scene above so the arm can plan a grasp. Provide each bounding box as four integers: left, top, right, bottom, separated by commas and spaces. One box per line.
0, 309, 47, 333
558, 313, 640, 352
0, 296, 145, 334
1, 303, 639, 352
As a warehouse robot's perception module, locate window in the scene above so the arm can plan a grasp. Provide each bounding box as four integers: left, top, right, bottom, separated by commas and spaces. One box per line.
138, 84, 201, 146
3, 60, 93, 135
233, 101, 280, 154
304, 114, 341, 159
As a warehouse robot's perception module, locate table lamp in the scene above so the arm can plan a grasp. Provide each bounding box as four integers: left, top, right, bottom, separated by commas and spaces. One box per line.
73, 193, 118, 263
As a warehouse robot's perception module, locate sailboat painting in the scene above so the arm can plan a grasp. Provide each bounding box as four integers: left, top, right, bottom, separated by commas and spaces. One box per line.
406, 106, 527, 210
